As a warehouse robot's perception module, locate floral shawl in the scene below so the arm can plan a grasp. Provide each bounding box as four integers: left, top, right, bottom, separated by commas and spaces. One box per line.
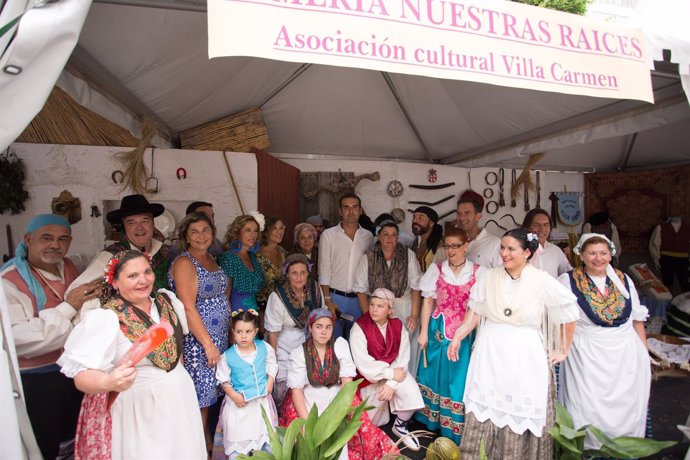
275, 278, 322, 329
568, 266, 631, 327
102, 292, 183, 370
303, 336, 340, 387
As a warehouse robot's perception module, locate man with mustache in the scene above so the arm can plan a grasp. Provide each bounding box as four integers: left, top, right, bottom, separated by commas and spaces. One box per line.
410, 206, 444, 272
1, 214, 100, 459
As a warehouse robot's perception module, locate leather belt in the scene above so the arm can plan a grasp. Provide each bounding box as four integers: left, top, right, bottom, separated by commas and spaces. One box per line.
330, 288, 357, 298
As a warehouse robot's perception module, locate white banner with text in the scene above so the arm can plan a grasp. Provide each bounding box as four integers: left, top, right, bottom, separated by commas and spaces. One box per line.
208, 0, 653, 102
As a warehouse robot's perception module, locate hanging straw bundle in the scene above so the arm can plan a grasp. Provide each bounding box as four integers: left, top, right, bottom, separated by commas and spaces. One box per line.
115, 121, 156, 194
510, 152, 544, 201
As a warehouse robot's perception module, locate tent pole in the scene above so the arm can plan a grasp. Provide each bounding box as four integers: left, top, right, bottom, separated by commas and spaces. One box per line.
257, 64, 312, 108
93, 0, 206, 12
380, 72, 436, 164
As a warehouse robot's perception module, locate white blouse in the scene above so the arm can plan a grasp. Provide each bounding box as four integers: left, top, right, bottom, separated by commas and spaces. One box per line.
419, 260, 486, 298
287, 337, 356, 389
58, 289, 189, 376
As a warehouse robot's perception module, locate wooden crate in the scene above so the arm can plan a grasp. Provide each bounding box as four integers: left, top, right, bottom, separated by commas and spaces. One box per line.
179, 107, 270, 152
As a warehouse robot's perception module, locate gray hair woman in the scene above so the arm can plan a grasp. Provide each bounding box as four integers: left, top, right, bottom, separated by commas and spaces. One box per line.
291, 222, 319, 280
264, 253, 325, 406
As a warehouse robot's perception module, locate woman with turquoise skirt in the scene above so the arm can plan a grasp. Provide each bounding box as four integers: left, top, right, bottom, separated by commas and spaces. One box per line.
415, 228, 485, 443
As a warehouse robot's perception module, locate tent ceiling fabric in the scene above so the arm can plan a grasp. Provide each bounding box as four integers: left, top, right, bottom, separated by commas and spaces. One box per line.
69, 2, 690, 171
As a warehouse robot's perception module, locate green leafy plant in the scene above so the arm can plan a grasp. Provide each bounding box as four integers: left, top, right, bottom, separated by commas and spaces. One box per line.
549, 402, 676, 459
238, 380, 369, 460
511, 0, 590, 16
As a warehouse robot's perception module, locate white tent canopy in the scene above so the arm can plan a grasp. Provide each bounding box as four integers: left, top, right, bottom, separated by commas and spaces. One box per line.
2, 0, 690, 171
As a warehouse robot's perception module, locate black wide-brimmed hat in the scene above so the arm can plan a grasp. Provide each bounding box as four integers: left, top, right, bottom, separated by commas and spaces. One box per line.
106, 194, 165, 224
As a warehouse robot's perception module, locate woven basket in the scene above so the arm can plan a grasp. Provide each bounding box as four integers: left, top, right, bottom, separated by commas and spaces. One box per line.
648, 333, 690, 379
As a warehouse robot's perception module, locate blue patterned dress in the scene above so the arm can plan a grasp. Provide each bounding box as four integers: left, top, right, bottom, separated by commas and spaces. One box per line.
169, 252, 230, 408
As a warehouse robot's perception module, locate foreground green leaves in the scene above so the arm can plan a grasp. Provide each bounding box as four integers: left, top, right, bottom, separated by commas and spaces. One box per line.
238, 380, 369, 460
549, 402, 676, 459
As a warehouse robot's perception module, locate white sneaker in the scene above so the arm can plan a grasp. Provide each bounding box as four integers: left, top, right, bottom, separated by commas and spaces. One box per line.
392, 417, 420, 451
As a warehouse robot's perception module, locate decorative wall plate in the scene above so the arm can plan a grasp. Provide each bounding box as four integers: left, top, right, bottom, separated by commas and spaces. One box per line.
387, 180, 404, 197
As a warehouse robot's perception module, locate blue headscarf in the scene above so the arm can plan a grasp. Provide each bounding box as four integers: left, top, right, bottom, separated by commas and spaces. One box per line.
1, 214, 71, 312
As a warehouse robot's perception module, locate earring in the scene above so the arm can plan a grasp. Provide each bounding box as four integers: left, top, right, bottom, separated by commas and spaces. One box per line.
230, 240, 242, 252
249, 242, 261, 253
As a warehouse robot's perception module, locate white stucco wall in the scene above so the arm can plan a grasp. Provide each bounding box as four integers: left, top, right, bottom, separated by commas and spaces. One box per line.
0, 144, 257, 262
0, 144, 584, 263
284, 158, 584, 238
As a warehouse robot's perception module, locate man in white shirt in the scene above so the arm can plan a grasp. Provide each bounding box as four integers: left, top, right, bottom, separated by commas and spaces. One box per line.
522, 208, 572, 278
1, 214, 100, 459
318, 193, 374, 339
456, 190, 502, 268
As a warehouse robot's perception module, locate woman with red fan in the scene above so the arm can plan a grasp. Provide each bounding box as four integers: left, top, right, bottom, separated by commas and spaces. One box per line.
58, 250, 205, 459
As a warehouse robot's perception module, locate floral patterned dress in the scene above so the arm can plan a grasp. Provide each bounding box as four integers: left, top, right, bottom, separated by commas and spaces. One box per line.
256, 246, 288, 306
169, 252, 231, 407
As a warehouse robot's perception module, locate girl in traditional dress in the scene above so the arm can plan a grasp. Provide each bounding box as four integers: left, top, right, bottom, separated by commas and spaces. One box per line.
448, 228, 578, 460
349, 288, 424, 451
58, 250, 206, 459
558, 233, 650, 449
265, 253, 324, 406
415, 228, 485, 444
280, 308, 396, 459
216, 309, 278, 459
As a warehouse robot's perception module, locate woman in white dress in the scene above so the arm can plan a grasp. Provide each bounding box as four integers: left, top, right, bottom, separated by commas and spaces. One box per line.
58, 250, 206, 459
279, 308, 395, 459
353, 219, 422, 377
558, 233, 650, 449
448, 229, 579, 460
265, 253, 325, 406
350, 288, 424, 451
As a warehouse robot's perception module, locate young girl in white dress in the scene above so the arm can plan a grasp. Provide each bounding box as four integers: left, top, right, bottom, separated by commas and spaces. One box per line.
215, 309, 278, 458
